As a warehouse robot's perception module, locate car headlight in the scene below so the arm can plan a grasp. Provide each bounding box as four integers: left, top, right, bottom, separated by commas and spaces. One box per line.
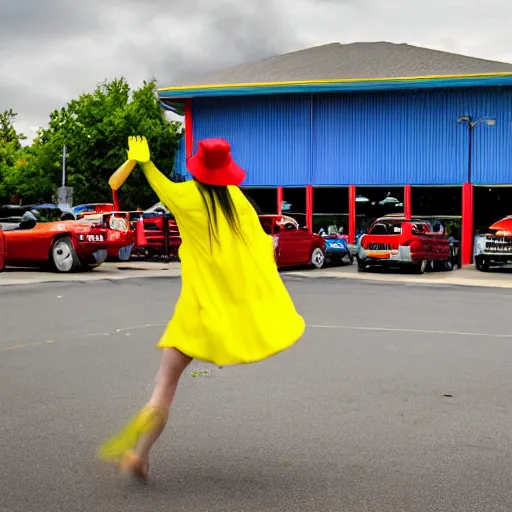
110, 216, 129, 232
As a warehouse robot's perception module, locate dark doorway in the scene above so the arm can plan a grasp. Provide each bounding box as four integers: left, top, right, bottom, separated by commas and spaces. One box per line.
355, 187, 404, 233
313, 187, 348, 234
474, 186, 512, 234
241, 188, 277, 214
283, 187, 306, 226
411, 187, 462, 238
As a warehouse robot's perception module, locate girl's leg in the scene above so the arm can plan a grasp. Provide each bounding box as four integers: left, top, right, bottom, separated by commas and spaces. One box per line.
134, 348, 192, 465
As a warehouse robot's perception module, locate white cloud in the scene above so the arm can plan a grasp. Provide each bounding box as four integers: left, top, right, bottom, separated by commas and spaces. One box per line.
1, 0, 512, 140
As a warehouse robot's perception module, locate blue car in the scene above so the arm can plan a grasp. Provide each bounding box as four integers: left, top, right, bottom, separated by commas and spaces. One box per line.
318, 226, 354, 266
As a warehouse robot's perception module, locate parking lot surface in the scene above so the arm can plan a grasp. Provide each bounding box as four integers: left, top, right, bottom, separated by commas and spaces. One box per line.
2, 277, 512, 511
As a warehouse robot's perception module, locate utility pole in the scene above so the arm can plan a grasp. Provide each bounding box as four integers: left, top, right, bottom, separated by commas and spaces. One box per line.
62, 145, 67, 187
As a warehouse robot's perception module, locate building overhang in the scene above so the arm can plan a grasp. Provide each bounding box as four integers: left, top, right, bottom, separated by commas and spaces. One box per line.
157, 73, 512, 101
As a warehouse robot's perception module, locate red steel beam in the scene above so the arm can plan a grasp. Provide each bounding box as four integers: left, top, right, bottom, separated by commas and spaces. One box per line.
461, 182, 474, 266
404, 185, 412, 220
277, 187, 283, 215
184, 99, 193, 158
348, 185, 356, 243
306, 185, 313, 232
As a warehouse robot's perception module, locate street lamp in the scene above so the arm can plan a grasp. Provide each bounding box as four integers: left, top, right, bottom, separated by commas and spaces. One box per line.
457, 116, 496, 183
457, 115, 496, 267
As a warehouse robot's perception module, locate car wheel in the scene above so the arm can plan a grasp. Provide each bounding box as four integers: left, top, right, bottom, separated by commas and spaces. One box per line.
413, 259, 428, 274
444, 247, 457, 271
342, 252, 354, 266
50, 237, 79, 273
475, 256, 489, 272
310, 247, 325, 269
357, 258, 367, 272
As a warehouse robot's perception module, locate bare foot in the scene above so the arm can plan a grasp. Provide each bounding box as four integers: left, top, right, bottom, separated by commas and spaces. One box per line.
120, 451, 150, 482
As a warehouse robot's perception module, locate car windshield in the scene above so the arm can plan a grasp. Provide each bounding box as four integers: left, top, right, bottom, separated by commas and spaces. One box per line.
33, 208, 65, 222
369, 222, 402, 235
283, 222, 297, 231
0, 206, 66, 224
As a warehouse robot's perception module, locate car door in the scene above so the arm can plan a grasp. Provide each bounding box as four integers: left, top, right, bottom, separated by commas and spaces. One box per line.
275, 222, 297, 267
4, 229, 37, 262
410, 223, 431, 260
281, 222, 311, 266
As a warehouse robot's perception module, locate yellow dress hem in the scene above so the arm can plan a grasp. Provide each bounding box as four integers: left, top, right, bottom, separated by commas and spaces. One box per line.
156, 323, 306, 366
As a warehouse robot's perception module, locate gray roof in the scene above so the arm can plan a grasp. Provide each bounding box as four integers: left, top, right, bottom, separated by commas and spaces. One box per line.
171, 42, 512, 87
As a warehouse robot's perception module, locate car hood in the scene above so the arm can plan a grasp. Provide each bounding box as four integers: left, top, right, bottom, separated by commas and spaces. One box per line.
489, 217, 512, 235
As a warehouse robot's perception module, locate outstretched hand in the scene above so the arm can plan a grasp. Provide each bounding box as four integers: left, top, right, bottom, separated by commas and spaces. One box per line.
127, 136, 151, 163
108, 135, 150, 190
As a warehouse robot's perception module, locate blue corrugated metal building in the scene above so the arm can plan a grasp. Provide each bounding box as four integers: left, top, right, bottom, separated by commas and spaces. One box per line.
158, 42, 512, 265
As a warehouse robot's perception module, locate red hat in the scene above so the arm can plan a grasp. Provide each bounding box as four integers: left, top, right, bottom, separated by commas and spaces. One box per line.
187, 138, 246, 186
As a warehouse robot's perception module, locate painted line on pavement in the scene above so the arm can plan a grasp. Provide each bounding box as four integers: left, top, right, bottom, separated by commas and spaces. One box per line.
0, 323, 168, 353
2, 322, 512, 353
1, 339, 57, 351
308, 324, 512, 339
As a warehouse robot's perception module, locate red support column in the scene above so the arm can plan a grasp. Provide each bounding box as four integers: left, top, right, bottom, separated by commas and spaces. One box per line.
404, 185, 412, 220
184, 99, 193, 158
277, 187, 283, 215
461, 182, 474, 266
306, 185, 313, 232
348, 185, 356, 244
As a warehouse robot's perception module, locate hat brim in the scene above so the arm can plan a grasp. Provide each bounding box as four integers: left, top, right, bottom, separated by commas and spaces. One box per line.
186, 153, 246, 186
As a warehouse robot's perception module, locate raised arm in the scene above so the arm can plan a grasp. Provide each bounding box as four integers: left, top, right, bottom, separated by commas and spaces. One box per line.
109, 136, 180, 208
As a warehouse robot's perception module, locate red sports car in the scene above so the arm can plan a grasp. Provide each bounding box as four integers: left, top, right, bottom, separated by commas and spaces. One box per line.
0, 207, 110, 273
259, 215, 326, 269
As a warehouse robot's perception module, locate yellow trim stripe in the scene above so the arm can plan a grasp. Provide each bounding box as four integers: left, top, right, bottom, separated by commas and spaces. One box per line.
157, 71, 512, 92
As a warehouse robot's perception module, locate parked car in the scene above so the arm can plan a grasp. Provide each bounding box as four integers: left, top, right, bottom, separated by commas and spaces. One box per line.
259, 215, 326, 269
0, 206, 109, 273
357, 217, 459, 273
100, 212, 136, 261
474, 216, 512, 271
69, 206, 136, 262
72, 203, 115, 218
132, 204, 181, 259
318, 225, 353, 265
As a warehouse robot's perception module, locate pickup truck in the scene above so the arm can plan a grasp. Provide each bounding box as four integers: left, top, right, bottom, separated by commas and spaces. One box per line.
474, 216, 512, 271
357, 217, 459, 273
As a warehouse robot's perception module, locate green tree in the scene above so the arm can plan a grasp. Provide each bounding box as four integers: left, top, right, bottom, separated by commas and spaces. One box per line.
35, 78, 181, 209
0, 110, 55, 205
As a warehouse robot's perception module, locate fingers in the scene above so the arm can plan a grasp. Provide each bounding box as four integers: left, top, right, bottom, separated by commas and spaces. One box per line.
127, 136, 148, 145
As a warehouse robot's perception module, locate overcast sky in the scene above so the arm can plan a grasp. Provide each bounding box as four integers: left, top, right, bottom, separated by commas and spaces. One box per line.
1, 0, 511, 141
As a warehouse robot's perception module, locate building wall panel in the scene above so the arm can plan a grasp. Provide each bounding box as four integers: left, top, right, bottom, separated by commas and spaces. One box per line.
191, 88, 512, 187
192, 96, 311, 186
313, 90, 468, 185
172, 134, 192, 181
463, 88, 512, 185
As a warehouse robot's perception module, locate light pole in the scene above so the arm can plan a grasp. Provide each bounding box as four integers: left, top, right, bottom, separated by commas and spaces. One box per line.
457, 116, 496, 183
61, 144, 67, 187
457, 116, 496, 266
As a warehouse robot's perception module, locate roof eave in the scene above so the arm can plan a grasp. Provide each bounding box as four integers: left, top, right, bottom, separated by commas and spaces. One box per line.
157, 73, 512, 100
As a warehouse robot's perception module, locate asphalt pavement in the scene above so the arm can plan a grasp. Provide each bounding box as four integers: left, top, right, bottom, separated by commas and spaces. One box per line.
2, 277, 512, 512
